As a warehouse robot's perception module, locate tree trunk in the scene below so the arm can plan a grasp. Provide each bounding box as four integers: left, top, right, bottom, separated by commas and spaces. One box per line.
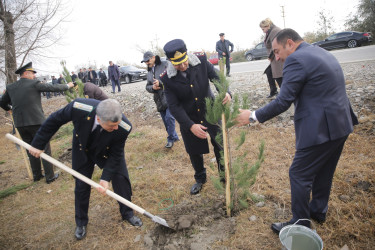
3, 11, 17, 84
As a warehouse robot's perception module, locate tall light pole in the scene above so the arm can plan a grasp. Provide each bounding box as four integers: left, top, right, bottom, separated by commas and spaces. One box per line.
281, 5, 286, 28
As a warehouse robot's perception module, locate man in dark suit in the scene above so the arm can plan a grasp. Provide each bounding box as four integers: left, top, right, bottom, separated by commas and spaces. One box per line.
0, 62, 74, 183
87, 67, 98, 85
216, 33, 234, 77
161, 39, 231, 195
28, 98, 143, 240
236, 29, 358, 234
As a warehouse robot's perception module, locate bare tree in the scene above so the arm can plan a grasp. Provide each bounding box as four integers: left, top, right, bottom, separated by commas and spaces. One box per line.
0, 0, 70, 84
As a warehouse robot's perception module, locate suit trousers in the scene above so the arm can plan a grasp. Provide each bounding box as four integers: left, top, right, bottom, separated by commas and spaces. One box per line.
17, 125, 55, 181
188, 126, 224, 183
110, 78, 121, 93
265, 65, 282, 94
160, 108, 179, 143
74, 158, 133, 227
289, 135, 348, 226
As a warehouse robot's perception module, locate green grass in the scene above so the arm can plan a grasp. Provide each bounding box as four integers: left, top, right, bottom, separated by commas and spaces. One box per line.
0, 183, 33, 200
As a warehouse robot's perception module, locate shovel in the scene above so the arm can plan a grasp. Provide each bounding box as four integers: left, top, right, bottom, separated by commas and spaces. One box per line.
5, 133, 170, 228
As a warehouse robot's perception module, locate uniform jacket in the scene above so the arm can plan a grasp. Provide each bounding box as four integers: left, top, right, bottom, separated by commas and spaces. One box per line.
161, 52, 229, 154
264, 25, 284, 78
256, 42, 358, 150
145, 58, 168, 112
31, 98, 132, 182
216, 39, 234, 58
108, 64, 120, 80
83, 82, 108, 100
0, 78, 68, 127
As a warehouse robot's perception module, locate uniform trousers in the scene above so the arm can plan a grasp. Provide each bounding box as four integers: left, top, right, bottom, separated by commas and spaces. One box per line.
17, 125, 55, 181
289, 135, 348, 226
74, 158, 133, 227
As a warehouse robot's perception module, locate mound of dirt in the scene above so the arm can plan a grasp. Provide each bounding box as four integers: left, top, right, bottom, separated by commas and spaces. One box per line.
144, 195, 236, 249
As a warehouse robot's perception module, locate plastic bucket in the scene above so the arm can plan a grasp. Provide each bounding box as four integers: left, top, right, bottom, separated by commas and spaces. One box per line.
279, 222, 323, 250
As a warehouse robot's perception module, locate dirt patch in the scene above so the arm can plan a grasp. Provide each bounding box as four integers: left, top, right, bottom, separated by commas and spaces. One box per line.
145, 195, 236, 249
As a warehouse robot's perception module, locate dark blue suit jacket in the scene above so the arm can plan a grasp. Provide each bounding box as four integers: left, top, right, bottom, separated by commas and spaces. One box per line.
31, 98, 132, 181
256, 42, 358, 150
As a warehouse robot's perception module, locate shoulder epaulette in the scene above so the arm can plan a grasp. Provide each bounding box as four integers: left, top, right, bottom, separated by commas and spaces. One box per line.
73, 101, 94, 112
160, 69, 167, 78
119, 120, 131, 132
194, 52, 205, 57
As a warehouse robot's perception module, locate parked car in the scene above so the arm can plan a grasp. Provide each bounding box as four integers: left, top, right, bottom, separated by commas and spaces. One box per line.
244, 42, 268, 61
119, 66, 147, 84
312, 31, 373, 50
208, 53, 232, 65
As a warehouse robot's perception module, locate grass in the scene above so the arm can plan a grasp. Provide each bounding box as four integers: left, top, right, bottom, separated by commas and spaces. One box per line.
0, 183, 33, 200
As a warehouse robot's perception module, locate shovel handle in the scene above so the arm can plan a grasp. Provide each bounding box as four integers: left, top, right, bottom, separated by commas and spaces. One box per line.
5, 133, 147, 215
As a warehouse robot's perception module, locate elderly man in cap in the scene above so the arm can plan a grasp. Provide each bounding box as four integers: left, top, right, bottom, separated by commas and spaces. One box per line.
0, 62, 74, 183
160, 39, 231, 195
141, 51, 179, 148
216, 33, 234, 77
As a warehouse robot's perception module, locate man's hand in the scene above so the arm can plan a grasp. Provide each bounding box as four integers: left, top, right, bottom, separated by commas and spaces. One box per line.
29, 146, 43, 158
152, 79, 161, 90
236, 109, 252, 126
97, 180, 109, 195
190, 124, 208, 139
222, 93, 231, 104
222, 52, 226, 56
67, 82, 74, 88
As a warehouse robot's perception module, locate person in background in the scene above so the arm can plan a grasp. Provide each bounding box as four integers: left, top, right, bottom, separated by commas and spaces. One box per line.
87, 67, 98, 85
78, 68, 84, 82
98, 68, 108, 87
260, 18, 284, 98
161, 39, 231, 195
141, 51, 179, 148
108, 61, 121, 93
216, 33, 234, 77
235, 28, 358, 234
28, 98, 143, 240
0, 62, 74, 183
71, 71, 78, 82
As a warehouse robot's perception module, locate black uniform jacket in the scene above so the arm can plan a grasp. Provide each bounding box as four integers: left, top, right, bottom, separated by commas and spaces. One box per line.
161, 52, 228, 155
31, 98, 132, 182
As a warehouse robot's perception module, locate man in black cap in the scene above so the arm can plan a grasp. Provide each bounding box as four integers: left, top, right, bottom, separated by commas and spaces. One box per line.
141, 51, 179, 148
160, 39, 231, 195
216, 33, 234, 77
0, 62, 74, 183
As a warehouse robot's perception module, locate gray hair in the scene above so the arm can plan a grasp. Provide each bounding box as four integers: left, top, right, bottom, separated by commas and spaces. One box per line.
96, 99, 122, 122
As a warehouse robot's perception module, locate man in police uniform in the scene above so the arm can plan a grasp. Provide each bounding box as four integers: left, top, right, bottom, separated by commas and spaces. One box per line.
160, 39, 232, 195
0, 62, 74, 183
28, 98, 143, 240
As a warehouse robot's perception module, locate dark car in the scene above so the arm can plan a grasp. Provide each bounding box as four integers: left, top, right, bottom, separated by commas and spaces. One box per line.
208, 53, 232, 65
119, 66, 147, 84
244, 42, 268, 61
312, 31, 373, 50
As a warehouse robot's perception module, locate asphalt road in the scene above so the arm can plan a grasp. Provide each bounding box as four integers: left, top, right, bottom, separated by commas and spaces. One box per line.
227, 44, 375, 74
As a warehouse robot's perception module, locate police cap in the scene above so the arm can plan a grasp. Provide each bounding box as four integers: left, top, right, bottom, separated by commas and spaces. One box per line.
15, 62, 37, 75
219, 33, 225, 36
163, 39, 188, 65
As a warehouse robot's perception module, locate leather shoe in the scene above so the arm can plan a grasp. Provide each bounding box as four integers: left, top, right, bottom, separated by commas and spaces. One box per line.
165, 141, 174, 148
125, 215, 143, 227
267, 91, 278, 98
271, 221, 291, 234
74, 226, 86, 240
190, 182, 204, 195
310, 213, 326, 224
46, 173, 59, 184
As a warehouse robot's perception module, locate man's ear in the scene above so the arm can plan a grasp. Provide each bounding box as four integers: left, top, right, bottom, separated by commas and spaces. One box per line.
96, 116, 101, 124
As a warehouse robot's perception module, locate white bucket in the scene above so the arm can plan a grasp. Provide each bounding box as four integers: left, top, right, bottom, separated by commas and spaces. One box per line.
279, 220, 323, 250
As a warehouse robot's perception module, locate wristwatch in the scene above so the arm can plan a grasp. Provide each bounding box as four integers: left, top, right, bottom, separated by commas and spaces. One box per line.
249, 111, 257, 123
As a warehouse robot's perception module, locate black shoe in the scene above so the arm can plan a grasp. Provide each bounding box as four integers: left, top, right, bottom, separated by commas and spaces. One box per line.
220, 177, 226, 184
124, 215, 143, 227
190, 182, 205, 195
226, 74, 231, 77
271, 221, 291, 234
33, 174, 45, 182
267, 91, 278, 98
75, 226, 86, 240
46, 173, 59, 184
165, 141, 174, 148
310, 213, 326, 224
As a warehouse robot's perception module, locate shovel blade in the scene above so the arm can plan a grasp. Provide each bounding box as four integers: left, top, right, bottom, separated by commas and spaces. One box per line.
152, 215, 170, 228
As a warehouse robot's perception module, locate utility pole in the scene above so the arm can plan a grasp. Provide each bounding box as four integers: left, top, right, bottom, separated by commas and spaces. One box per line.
281, 5, 286, 28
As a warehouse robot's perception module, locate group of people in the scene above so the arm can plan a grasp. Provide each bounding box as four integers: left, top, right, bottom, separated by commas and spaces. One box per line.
76, 67, 108, 87
1, 24, 358, 241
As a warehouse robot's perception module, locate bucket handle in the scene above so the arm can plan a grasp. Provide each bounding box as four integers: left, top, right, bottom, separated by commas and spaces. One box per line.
285, 219, 317, 239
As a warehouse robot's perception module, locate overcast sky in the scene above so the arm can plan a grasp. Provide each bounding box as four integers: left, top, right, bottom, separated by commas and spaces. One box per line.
11, 0, 362, 80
